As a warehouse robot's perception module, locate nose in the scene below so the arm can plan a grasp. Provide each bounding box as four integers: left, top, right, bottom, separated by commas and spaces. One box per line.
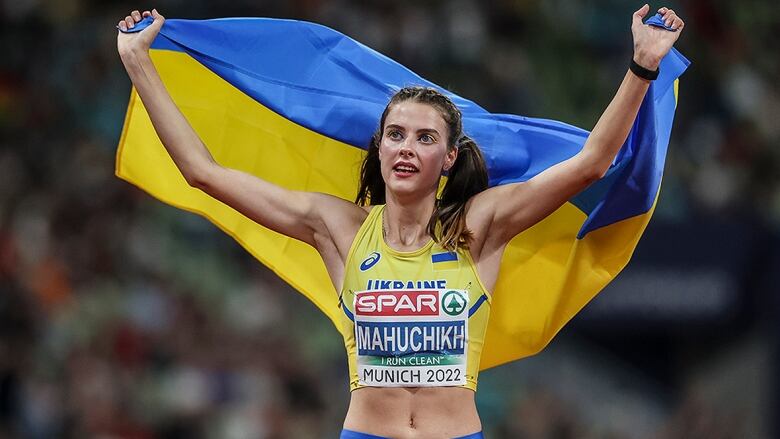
399, 138, 415, 158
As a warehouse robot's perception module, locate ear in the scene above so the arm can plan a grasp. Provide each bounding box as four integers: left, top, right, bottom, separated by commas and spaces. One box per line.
443, 147, 458, 171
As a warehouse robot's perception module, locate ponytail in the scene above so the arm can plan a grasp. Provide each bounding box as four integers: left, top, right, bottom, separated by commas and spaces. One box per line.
355, 132, 385, 206
427, 135, 488, 251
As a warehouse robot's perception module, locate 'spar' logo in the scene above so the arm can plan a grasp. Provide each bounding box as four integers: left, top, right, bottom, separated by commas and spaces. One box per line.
442, 290, 467, 316
355, 291, 439, 316
360, 252, 381, 271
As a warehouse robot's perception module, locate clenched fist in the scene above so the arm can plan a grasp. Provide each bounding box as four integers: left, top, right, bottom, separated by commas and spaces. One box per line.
116, 9, 165, 58
631, 5, 685, 71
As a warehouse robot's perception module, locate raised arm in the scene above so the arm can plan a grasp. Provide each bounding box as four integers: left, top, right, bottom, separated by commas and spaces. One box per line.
468, 4, 684, 248
116, 10, 364, 252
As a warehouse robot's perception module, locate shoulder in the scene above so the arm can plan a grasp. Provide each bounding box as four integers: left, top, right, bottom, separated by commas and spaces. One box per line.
309, 193, 369, 228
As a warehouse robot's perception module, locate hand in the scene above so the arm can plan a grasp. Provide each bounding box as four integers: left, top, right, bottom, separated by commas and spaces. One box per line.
631, 4, 684, 70
117, 9, 165, 58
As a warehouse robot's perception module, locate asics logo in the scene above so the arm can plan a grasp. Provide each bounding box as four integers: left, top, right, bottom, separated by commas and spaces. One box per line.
360, 252, 381, 271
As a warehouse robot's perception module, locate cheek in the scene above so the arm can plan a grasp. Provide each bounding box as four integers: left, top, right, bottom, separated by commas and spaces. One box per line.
420, 150, 447, 176
378, 144, 389, 166
378, 140, 396, 161
426, 146, 447, 164
378, 146, 394, 179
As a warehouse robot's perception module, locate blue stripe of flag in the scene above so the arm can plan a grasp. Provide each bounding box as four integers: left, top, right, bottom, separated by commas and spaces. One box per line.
431, 252, 458, 263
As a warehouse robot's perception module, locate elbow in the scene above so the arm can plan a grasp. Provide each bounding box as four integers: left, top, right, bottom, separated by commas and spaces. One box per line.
577, 150, 608, 184
186, 174, 207, 191
590, 166, 608, 182
580, 164, 605, 187
185, 164, 214, 191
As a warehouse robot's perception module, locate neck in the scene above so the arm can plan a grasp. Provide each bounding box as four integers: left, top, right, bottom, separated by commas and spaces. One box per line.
383, 190, 436, 249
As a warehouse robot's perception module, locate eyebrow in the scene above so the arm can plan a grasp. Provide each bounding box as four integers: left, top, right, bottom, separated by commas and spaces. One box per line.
385, 124, 441, 136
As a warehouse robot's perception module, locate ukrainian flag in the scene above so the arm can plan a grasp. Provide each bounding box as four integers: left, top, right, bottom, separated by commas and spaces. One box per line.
116, 17, 689, 370
432, 252, 459, 271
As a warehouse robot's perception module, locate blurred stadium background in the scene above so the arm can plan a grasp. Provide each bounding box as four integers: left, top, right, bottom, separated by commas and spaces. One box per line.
1, 0, 777, 438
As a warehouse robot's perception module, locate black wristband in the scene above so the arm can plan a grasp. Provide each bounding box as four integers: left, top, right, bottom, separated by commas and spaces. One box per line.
630, 58, 659, 81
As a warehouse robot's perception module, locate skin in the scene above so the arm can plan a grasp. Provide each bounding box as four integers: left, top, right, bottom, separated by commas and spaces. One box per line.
117, 5, 684, 437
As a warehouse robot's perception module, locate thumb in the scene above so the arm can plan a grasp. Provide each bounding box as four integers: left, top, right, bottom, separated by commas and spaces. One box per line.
632, 3, 650, 26
149, 8, 165, 28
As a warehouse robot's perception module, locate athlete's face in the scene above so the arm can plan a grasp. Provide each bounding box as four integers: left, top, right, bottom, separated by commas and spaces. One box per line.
378, 101, 457, 199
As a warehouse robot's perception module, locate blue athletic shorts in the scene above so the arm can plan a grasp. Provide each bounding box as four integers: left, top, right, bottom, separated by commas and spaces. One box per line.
340, 429, 484, 439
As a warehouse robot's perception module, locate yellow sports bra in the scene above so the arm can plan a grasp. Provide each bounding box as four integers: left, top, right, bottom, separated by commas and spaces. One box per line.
339, 204, 492, 391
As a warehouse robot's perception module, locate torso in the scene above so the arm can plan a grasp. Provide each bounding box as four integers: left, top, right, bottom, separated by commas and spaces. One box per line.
315, 202, 504, 437
344, 386, 481, 438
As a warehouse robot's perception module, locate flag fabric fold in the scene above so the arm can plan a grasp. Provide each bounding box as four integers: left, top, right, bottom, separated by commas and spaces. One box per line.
116, 16, 689, 370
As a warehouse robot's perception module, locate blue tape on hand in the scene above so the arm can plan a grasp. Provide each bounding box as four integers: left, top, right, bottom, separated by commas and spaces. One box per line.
645, 13, 678, 32
116, 15, 155, 33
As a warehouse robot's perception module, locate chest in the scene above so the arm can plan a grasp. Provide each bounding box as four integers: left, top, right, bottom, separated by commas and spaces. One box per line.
344, 248, 480, 295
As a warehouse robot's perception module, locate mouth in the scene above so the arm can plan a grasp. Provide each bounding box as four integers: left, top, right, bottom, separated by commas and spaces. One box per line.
392, 163, 419, 177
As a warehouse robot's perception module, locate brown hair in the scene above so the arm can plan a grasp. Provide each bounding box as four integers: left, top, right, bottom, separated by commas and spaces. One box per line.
355, 86, 489, 251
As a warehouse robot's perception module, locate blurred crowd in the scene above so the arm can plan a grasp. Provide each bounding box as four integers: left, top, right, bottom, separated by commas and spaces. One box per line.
0, 0, 777, 438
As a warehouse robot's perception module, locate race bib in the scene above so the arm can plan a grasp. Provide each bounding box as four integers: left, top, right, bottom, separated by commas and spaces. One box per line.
354, 289, 469, 387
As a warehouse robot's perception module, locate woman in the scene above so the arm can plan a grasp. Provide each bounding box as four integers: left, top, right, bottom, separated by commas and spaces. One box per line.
117, 5, 684, 438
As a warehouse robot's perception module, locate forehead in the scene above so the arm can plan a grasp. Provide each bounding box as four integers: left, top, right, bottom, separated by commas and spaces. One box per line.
385, 101, 447, 133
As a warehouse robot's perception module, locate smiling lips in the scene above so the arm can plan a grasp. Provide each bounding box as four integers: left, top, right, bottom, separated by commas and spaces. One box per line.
392, 161, 419, 177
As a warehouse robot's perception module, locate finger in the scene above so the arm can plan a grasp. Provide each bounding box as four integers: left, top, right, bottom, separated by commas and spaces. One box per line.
633, 3, 650, 26
131, 10, 141, 22
117, 20, 127, 31
672, 17, 684, 30
147, 9, 165, 31
142, 10, 151, 17
125, 16, 134, 28
664, 9, 677, 26
658, 6, 668, 14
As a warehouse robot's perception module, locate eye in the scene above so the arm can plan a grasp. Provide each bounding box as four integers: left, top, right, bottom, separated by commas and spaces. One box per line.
419, 133, 436, 144
386, 129, 402, 141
